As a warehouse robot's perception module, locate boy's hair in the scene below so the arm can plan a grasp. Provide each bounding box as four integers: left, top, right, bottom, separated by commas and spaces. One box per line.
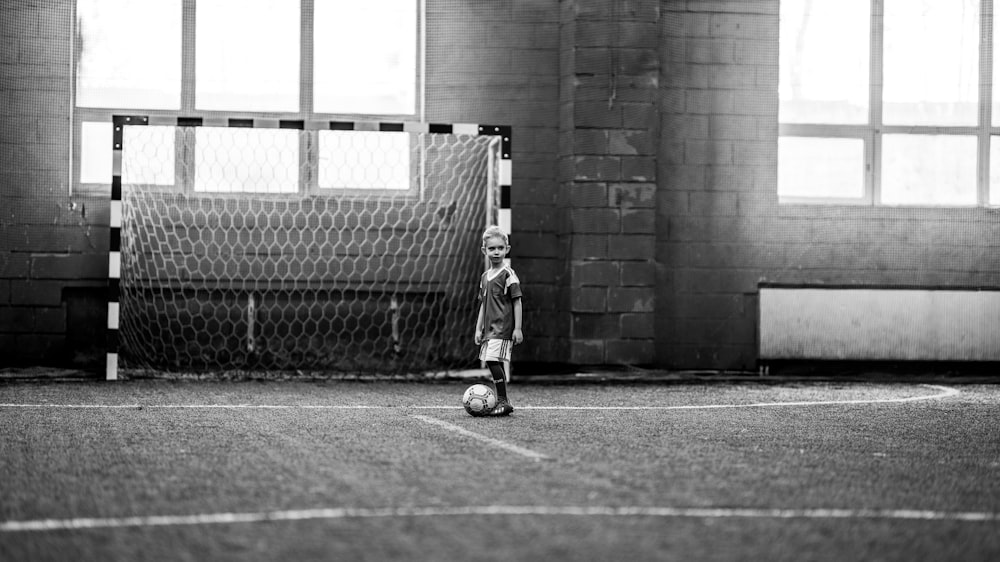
481, 225, 509, 246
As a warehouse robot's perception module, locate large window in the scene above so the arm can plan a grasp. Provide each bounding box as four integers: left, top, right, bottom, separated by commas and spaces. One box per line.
779, 0, 998, 206
73, 0, 421, 193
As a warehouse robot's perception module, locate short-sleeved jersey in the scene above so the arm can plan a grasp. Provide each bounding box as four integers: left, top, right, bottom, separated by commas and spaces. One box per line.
479, 266, 522, 340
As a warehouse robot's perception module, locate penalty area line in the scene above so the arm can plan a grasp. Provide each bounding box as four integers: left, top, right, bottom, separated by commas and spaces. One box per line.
3, 505, 997, 532
410, 414, 551, 461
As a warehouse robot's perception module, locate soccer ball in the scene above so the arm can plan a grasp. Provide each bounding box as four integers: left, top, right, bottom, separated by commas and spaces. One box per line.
462, 384, 497, 416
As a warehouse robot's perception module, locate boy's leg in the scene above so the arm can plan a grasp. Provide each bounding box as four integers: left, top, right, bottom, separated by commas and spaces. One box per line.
485, 361, 514, 416
486, 361, 507, 399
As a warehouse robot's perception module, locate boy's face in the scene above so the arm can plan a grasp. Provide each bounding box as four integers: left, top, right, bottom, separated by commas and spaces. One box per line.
482, 236, 509, 265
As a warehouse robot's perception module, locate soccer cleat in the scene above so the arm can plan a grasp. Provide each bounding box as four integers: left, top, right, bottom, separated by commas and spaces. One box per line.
488, 398, 514, 416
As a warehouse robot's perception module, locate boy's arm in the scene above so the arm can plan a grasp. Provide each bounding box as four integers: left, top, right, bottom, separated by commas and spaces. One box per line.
512, 297, 523, 345
474, 301, 485, 345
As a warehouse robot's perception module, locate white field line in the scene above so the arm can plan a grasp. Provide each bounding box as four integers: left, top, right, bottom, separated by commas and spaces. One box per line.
519, 384, 960, 410
0, 404, 384, 409
410, 414, 550, 461
3, 505, 997, 532
0, 384, 959, 411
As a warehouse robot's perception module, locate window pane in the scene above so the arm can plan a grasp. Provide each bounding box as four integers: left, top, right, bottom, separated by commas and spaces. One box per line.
989, 138, 1000, 205
76, 0, 181, 109
196, 0, 299, 112
883, 0, 979, 126
778, 137, 865, 199
778, 0, 869, 124
991, 19, 1000, 126
79, 122, 111, 184
80, 122, 174, 185
318, 131, 411, 190
881, 135, 977, 205
314, 0, 417, 115
194, 128, 298, 193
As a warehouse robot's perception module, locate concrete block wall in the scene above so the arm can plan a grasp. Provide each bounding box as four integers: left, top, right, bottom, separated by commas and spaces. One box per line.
0, 0, 108, 364
659, 0, 1000, 370
658, 2, 775, 369
4, 0, 998, 371
0, 0, 572, 368
425, 0, 566, 363
558, 0, 659, 366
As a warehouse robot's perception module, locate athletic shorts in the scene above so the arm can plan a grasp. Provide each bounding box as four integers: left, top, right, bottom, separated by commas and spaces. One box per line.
479, 338, 513, 362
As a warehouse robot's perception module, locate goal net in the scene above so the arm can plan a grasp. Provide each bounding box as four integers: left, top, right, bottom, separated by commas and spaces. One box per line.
114, 119, 503, 375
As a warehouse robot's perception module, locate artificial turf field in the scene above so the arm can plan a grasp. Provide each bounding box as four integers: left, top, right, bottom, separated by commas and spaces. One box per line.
1, 379, 999, 561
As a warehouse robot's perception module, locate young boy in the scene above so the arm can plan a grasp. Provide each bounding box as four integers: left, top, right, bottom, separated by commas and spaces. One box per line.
474, 226, 522, 416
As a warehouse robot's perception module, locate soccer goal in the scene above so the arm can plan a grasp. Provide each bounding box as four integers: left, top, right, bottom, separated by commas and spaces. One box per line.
106, 116, 511, 379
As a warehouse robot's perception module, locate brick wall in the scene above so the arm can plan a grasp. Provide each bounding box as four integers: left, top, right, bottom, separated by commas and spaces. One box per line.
558, 0, 659, 366
426, 0, 566, 364
5, 0, 997, 371
659, 0, 1000, 370
0, 0, 102, 364
0, 0, 570, 368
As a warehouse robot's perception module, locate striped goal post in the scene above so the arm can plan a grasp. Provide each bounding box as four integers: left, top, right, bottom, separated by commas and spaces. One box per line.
106, 115, 511, 380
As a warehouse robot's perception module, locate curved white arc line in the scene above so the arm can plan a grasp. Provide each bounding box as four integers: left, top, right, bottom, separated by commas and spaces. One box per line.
3, 504, 997, 532
518, 384, 961, 410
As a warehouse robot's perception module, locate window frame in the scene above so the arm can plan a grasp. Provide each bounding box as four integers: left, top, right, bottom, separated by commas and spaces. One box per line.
778, 0, 996, 207
70, 0, 425, 196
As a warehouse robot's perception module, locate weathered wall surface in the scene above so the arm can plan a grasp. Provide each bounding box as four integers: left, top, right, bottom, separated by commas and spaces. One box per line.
3, 0, 997, 371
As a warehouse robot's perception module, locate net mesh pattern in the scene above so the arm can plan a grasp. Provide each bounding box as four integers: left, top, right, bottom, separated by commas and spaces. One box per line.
119, 125, 500, 374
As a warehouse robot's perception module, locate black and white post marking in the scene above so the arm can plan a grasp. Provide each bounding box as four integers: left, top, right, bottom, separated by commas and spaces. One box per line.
107, 115, 149, 380
105, 115, 511, 381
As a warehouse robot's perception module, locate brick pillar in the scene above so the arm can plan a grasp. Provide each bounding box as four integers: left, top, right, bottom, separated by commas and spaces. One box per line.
558, 1, 659, 365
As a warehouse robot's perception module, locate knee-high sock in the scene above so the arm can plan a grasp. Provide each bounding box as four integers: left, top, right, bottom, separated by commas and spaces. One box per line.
486, 361, 507, 399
